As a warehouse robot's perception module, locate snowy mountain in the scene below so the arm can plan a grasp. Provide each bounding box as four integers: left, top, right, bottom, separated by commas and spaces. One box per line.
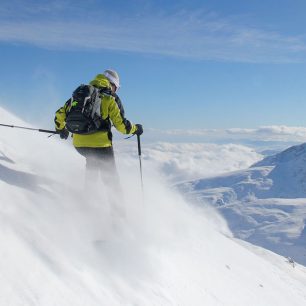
253, 143, 306, 198
1, 106, 306, 305
177, 143, 306, 266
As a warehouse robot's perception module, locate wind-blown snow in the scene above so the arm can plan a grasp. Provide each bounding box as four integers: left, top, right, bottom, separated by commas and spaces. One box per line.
1, 106, 306, 305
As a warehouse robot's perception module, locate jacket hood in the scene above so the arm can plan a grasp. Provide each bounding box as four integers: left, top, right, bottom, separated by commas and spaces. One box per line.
89, 74, 111, 89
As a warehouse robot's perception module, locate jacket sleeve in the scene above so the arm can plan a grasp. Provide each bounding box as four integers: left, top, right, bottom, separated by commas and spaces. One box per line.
108, 96, 137, 134
54, 100, 69, 130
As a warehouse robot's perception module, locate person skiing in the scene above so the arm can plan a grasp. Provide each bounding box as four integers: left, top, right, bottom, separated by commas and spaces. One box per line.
54, 69, 143, 190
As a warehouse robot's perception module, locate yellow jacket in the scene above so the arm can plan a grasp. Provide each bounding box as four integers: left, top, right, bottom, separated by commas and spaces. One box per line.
54, 74, 137, 148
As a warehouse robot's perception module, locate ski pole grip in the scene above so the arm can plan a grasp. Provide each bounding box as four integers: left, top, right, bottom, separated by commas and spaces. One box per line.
137, 134, 141, 156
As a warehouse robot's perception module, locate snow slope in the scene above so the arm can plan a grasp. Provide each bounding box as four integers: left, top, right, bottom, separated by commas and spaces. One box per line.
177, 143, 306, 266
1, 106, 306, 305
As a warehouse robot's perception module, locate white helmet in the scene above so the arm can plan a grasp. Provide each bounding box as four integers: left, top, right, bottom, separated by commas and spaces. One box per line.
103, 69, 120, 89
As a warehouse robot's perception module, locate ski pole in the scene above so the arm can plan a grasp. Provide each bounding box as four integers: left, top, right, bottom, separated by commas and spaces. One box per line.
137, 134, 144, 199
0, 123, 58, 135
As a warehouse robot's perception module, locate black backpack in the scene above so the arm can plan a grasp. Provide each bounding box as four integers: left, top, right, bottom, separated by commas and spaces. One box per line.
65, 84, 110, 134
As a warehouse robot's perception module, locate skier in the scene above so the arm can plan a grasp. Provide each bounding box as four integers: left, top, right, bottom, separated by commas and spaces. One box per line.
54, 69, 143, 191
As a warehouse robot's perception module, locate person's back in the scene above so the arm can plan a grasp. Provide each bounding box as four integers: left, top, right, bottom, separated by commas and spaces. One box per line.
54, 70, 143, 190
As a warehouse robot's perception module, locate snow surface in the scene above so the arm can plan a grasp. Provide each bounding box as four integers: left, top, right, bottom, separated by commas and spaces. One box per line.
177, 143, 306, 266
1, 106, 306, 305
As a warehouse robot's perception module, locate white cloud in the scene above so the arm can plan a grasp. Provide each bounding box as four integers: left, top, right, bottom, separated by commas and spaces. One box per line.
116, 141, 262, 183
226, 126, 306, 141
142, 126, 306, 143
0, 3, 306, 63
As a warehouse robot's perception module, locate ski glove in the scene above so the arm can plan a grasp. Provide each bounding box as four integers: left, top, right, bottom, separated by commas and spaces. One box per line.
134, 124, 143, 136
58, 128, 69, 140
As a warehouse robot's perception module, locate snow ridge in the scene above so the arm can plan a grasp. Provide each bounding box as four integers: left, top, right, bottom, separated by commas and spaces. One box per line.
177, 142, 306, 266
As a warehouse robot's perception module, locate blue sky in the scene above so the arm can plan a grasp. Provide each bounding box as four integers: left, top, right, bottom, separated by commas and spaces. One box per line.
1, 0, 306, 130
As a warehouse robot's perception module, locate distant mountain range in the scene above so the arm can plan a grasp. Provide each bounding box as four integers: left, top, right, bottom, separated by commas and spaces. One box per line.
177, 143, 306, 265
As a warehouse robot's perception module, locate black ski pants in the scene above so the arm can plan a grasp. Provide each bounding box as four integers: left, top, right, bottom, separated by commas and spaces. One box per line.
75, 146, 119, 189
75, 146, 125, 218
